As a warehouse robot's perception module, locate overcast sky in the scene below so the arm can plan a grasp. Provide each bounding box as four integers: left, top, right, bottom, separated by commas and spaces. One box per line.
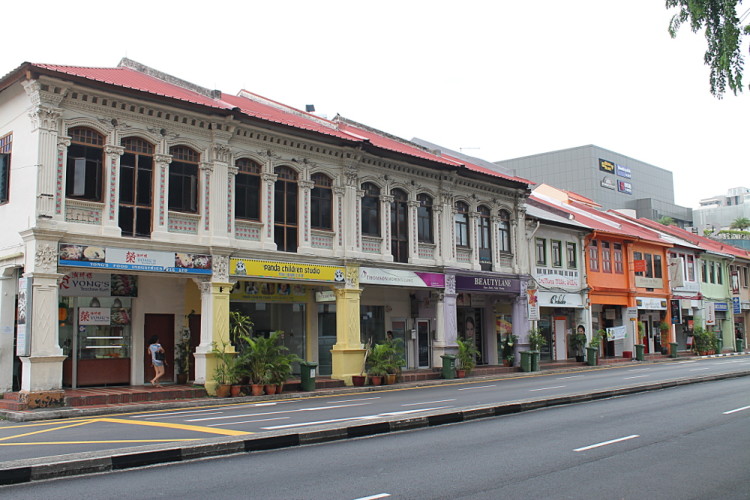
3, 0, 748, 208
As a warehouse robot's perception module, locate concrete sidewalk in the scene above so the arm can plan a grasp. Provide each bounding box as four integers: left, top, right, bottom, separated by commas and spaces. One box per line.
0, 352, 748, 487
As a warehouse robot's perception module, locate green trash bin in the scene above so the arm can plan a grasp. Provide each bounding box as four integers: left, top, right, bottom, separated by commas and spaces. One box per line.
736, 339, 745, 353
586, 346, 598, 366
441, 354, 456, 379
520, 351, 533, 372
669, 342, 679, 358
531, 351, 541, 372
299, 361, 318, 391
716, 336, 723, 354
634, 344, 645, 361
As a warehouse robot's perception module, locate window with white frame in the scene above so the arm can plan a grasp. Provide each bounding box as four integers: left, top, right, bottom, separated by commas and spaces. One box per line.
235, 158, 261, 221
498, 209, 511, 253
310, 172, 333, 230
67, 127, 104, 202
536, 238, 546, 266
566, 241, 577, 269
454, 201, 470, 247
168, 145, 199, 213
551, 240, 562, 267
0, 132, 11, 204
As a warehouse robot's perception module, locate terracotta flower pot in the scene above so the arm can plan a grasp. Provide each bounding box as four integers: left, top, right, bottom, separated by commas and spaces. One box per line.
369, 375, 383, 386
352, 375, 366, 386
385, 373, 397, 385
264, 384, 277, 395
230, 384, 243, 397
456, 369, 466, 378
215, 384, 231, 398
250, 384, 264, 396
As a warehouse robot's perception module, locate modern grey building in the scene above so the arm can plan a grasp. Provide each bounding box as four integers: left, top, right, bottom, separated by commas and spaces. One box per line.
694, 186, 750, 233
495, 145, 693, 227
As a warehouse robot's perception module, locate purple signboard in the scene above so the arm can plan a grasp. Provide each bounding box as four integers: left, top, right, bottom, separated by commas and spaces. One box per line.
455, 275, 521, 293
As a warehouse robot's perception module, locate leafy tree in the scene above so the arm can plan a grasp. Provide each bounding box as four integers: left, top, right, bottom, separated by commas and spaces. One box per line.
666, 0, 750, 98
730, 216, 750, 230
658, 216, 675, 225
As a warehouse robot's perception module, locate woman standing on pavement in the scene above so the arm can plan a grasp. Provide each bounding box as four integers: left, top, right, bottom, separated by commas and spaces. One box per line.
147, 335, 166, 387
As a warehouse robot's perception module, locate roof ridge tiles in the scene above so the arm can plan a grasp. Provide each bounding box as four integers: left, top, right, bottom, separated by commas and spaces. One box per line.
118, 58, 221, 100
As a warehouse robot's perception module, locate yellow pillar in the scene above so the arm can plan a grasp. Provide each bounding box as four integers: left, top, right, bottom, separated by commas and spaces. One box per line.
203, 282, 235, 395
331, 266, 366, 385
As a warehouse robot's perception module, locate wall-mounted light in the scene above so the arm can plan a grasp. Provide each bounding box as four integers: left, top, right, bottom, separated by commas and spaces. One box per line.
112, 298, 122, 308
89, 297, 101, 308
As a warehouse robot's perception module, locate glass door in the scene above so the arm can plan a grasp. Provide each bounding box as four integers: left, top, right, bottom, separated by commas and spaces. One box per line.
416, 319, 431, 368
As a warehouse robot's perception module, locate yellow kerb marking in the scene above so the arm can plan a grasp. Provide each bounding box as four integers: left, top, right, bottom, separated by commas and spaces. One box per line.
0, 420, 94, 442
0, 439, 198, 446
96, 418, 251, 436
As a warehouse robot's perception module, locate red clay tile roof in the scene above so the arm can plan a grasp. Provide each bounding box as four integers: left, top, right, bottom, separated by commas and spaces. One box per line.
5, 61, 531, 188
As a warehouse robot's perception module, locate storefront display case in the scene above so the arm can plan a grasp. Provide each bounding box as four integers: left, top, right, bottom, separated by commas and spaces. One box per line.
62, 296, 132, 387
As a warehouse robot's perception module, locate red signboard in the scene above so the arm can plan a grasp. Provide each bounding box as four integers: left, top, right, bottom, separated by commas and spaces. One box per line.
633, 260, 647, 273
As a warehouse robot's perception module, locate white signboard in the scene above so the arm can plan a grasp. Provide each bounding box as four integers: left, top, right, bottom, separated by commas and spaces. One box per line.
705, 302, 716, 325
636, 297, 667, 310
537, 292, 584, 308
527, 289, 540, 321
79, 307, 111, 326
606, 325, 627, 341
359, 268, 445, 288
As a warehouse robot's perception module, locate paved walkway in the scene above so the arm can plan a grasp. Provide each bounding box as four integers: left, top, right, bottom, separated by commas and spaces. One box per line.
0, 351, 722, 422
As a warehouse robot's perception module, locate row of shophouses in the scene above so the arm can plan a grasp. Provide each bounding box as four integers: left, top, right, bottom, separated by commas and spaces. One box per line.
0, 59, 748, 399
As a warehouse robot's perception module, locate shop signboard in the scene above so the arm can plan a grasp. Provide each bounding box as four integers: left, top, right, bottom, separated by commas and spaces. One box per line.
59, 272, 138, 297
537, 291, 584, 308
617, 180, 632, 195
455, 275, 521, 293
636, 297, 667, 310
230, 258, 345, 283
79, 307, 112, 326
615, 163, 631, 179
16, 277, 30, 357
527, 289, 540, 321
598, 158, 615, 173
606, 325, 627, 341
733, 297, 741, 314
535, 268, 580, 288
714, 302, 728, 312
670, 300, 682, 324
59, 244, 212, 275
359, 267, 445, 288
705, 302, 716, 325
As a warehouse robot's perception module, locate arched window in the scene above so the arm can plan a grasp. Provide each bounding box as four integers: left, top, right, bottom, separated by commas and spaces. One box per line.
498, 209, 512, 253
478, 206, 492, 270
235, 158, 261, 221
67, 127, 104, 201
391, 189, 409, 263
120, 137, 155, 237
417, 193, 433, 243
274, 166, 298, 252
454, 201, 470, 247
168, 145, 200, 213
311, 173, 333, 230
361, 182, 380, 236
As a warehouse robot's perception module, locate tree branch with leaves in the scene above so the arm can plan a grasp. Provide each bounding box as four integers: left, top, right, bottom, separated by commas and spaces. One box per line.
666, 0, 750, 97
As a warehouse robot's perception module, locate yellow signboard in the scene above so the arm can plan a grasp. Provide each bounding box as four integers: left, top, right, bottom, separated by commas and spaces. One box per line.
230, 258, 345, 283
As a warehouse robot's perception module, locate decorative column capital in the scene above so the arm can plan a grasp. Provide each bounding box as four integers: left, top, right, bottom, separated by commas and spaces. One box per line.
154, 154, 173, 165
104, 145, 125, 156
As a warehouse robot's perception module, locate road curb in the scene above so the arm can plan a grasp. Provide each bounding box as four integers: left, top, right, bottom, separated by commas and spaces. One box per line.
1, 369, 748, 486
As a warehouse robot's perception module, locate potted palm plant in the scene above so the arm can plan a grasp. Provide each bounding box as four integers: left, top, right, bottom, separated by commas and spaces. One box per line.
456, 337, 479, 377
500, 333, 518, 367
527, 328, 547, 371
174, 328, 192, 384
571, 328, 587, 362
366, 343, 392, 385
211, 339, 235, 397
587, 329, 604, 366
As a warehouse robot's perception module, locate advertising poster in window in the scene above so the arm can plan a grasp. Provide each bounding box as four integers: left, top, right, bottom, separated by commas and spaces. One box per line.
527, 288, 540, 321
231, 281, 310, 302
16, 277, 30, 356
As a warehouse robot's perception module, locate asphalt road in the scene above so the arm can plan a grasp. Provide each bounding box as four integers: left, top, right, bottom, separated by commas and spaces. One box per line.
0, 356, 748, 464
2, 375, 748, 499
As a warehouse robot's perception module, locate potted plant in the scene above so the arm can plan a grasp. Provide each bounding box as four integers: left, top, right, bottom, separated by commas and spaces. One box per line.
266, 331, 301, 394
229, 310, 254, 347
238, 332, 276, 396
586, 329, 604, 366
366, 342, 393, 385
658, 321, 670, 354
352, 339, 371, 386
456, 337, 479, 377
571, 329, 587, 362
500, 334, 518, 367
211, 339, 235, 397
528, 328, 547, 371
383, 337, 406, 384
174, 328, 192, 385
692, 326, 715, 355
